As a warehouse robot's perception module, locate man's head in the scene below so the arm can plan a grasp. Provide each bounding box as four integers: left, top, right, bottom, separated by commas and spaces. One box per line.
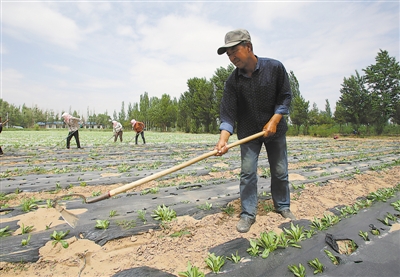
130, 119, 136, 125
217, 29, 252, 55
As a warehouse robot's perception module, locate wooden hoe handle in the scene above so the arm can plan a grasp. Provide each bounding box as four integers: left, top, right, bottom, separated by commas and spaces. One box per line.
87, 131, 265, 203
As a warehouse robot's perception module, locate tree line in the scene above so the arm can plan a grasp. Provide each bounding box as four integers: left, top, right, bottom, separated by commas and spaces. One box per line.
1, 49, 399, 136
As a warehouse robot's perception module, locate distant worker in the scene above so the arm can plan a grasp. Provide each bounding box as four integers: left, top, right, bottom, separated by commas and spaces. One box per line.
0, 117, 9, 155
61, 112, 82, 149
130, 119, 146, 145
112, 120, 123, 142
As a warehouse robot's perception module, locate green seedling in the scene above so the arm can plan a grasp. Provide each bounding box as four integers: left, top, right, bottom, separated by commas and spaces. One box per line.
21, 234, 31, 246
256, 231, 279, 257
21, 197, 38, 212
308, 258, 324, 274
137, 210, 147, 223
247, 239, 260, 257
311, 217, 327, 231
140, 187, 159, 195
116, 220, 136, 229
262, 202, 274, 213
197, 202, 212, 210
21, 223, 34, 234
226, 251, 241, 263
377, 217, 392, 226
359, 230, 369, 241
288, 263, 306, 277
170, 229, 192, 238
277, 232, 290, 248
321, 213, 340, 227
45, 222, 52, 230
178, 261, 205, 277
390, 200, 400, 211
386, 212, 397, 222
109, 210, 118, 217
50, 230, 70, 248
46, 199, 52, 208
305, 228, 317, 238
0, 226, 12, 237
151, 204, 177, 222
324, 249, 339, 265
283, 223, 306, 243
95, 219, 110, 229
221, 204, 235, 216
92, 191, 101, 197
205, 253, 225, 273
80, 181, 87, 187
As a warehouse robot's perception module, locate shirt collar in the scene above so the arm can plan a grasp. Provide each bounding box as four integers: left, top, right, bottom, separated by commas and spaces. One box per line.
237, 55, 260, 77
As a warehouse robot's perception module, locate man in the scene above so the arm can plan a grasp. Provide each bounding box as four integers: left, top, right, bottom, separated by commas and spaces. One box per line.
61, 112, 82, 149
112, 120, 123, 142
130, 119, 146, 145
0, 117, 9, 155
214, 29, 295, 233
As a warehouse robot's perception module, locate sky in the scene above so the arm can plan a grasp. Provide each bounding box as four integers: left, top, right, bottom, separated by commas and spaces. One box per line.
1, 0, 399, 119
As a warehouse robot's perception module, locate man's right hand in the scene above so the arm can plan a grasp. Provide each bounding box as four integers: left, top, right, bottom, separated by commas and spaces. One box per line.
214, 130, 231, 156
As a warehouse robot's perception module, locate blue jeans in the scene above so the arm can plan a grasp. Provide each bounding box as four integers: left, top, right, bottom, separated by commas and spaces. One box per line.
239, 135, 290, 219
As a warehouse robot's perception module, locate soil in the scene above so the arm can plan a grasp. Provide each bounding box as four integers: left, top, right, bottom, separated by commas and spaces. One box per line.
1, 166, 399, 276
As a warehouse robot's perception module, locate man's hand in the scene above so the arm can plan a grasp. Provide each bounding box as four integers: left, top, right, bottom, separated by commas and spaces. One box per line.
214, 130, 231, 156
263, 114, 282, 137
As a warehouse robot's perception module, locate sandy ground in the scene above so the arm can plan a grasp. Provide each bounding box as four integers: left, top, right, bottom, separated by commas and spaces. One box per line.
0, 165, 399, 276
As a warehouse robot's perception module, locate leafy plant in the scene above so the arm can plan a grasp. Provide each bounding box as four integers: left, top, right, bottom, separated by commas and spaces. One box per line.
205, 253, 225, 273
311, 217, 327, 231
226, 251, 241, 263
390, 200, 400, 211
109, 210, 118, 217
170, 229, 192, 238
21, 223, 34, 234
247, 239, 260, 257
21, 234, 31, 246
321, 213, 340, 227
359, 230, 369, 241
377, 217, 392, 226
324, 249, 339, 265
221, 204, 235, 216
95, 219, 110, 229
308, 258, 324, 274
288, 263, 306, 277
137, 209, 147, 223
197, 202, 212, 210
0, 226, 12, 237
262, 202, 274, 213
92, 191, 101, 197
21, 197, 38, 212
140, 187, 159, 195
369, 224, 380, 235
151, 204, 177, 222
178, 261, 205, 277
284, 223, 306, 243
50, 230, 70, 248
116, 220, 136, 229
257, 231, 279, 258
385, 212, 397, 222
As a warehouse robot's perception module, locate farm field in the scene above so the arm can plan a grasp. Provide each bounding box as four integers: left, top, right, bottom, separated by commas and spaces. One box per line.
0, 130, 399, 276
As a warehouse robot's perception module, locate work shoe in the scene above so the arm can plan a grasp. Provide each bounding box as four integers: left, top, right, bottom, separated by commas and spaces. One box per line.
236, 217, 255, 233
279, 210, 297, 220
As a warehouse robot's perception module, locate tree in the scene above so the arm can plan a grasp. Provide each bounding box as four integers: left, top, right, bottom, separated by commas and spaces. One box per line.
118, 101, 126, 123
336, 70, 371, 132
210, 64, 235, 129
363, 49, 400, 134
288, 71, 309, 134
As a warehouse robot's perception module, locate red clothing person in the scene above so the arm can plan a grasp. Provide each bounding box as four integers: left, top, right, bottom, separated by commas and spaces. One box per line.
130, 119, 146, 145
